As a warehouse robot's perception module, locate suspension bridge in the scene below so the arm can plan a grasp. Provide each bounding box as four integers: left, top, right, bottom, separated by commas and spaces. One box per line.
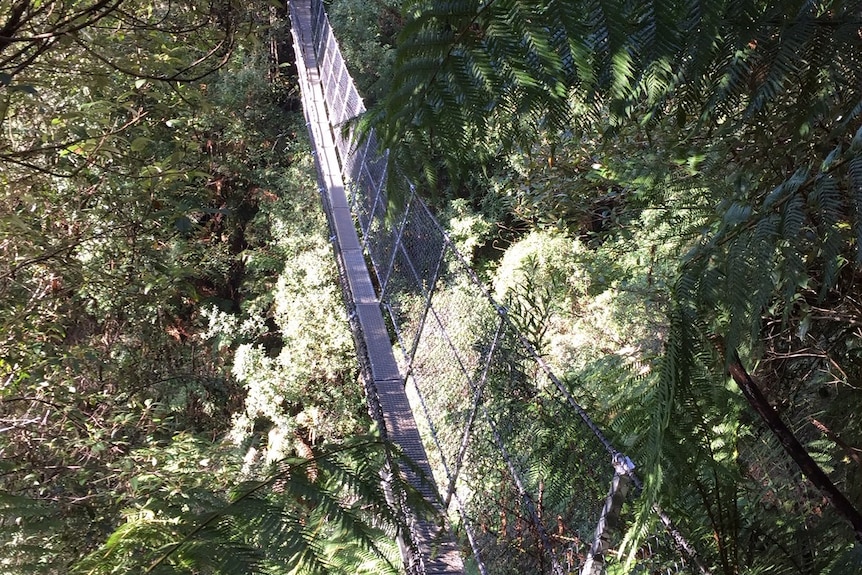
287, 1, 706, 573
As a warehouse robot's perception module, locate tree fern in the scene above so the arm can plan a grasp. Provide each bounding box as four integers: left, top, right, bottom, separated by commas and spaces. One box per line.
73, 437, 416, 575
847, 126, 862, 263
353, 0, 862, 567
369, 0, 862, 177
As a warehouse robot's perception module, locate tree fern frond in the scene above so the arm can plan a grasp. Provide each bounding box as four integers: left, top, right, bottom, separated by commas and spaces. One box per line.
847, 127, 862, 263
72, 439, 410, 575
808, 170, 846, 296
777, 191, 806, 311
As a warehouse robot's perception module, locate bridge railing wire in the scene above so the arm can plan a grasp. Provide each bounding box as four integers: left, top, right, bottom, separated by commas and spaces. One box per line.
301, 1, 707, 573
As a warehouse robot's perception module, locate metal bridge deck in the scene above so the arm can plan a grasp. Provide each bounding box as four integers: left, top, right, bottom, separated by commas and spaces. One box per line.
287, 2, 465, 573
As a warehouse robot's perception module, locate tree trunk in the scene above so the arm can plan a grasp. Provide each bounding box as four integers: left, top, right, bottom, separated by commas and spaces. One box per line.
725, 349, 862, 543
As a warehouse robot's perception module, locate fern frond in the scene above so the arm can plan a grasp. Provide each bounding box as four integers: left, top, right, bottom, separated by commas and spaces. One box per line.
73, 439, 409, 575
848, 126, 862, 262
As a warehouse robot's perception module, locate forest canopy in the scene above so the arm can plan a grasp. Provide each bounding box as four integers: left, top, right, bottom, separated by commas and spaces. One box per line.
0, 1, 408, 573
345, 0, 862, 571
1, 0, 862, 574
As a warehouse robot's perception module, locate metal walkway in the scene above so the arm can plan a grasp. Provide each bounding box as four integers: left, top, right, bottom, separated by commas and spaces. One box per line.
288, 2, 464, 573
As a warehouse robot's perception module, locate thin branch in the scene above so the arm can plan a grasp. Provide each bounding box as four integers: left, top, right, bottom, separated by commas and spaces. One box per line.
0, 0, 124, 44
0, 108, 148, 161
0, 396, 88, 432
69, 21, 237, 84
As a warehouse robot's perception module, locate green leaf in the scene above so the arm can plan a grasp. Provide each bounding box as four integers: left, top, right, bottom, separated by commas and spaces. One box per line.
174, 216, 193, 233
131, 137, 152, 152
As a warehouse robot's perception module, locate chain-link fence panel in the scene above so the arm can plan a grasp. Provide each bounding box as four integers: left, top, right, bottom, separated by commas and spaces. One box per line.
398, 241, 622, 574
395, 198, 447, 296
351, 161, 378, 236
463, 320, 615, 574
363, 194, 397, 289
408, 271, 498, 470
358, 153, 389, 259
380, 198, 448, 356
342, 135, 366, 201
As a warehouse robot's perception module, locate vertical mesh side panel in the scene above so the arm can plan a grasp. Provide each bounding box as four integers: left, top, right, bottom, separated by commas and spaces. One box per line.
341, 136, 364, 205
365, 145, 388, 210
316, 20, 330, 78
345, 84, 362, 118
329, 55, 345, 123
452, 320, 611, 574
398, 200, 446, 297
310, 0, 323, 49
408, 261, 497, 466
354, 161, 378, 238
386, 245, 427, 357
365, 193, 396, 289
384, 200, 446, 355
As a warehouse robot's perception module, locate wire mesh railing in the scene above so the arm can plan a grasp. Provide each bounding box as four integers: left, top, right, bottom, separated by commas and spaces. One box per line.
297, 1, 709, 572
379, 195, 634, 575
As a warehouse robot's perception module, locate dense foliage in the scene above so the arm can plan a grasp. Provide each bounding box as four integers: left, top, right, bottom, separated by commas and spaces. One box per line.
325, 0, 400, 104
1, 1, 405, 573
4, 0, 862, 573
349, 0, 862, 572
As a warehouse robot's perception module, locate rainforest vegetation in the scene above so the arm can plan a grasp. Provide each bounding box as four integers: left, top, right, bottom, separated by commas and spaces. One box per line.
1, 0, 861, 574
0, 1, 404, 573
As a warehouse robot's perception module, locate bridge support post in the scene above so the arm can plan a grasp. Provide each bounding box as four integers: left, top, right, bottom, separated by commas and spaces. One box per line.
581, 453, 635, 575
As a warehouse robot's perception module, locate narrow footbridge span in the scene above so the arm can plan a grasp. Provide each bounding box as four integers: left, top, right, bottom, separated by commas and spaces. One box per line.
287, 2, 707, 574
